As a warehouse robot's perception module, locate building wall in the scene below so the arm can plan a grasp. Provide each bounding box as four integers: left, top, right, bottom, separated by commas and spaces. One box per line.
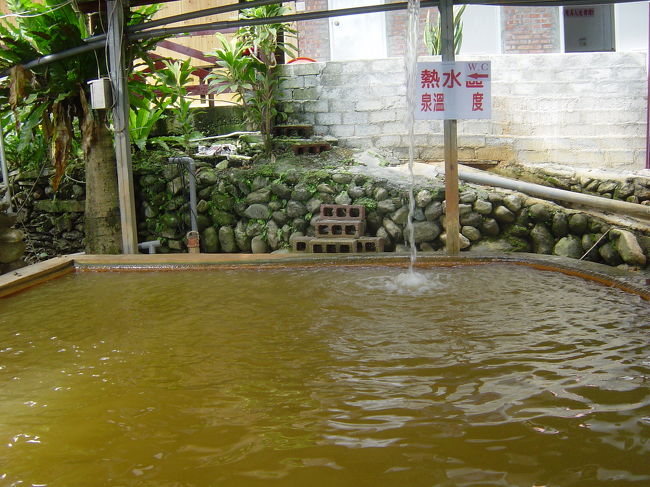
501, 7, 561, 53
278, 52, 647, 170
297, 0, 331, 61
386, 7, 437, 58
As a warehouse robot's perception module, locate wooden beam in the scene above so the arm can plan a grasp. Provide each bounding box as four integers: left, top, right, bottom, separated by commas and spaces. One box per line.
107, 0, 139, 254
440, 0, 460, 255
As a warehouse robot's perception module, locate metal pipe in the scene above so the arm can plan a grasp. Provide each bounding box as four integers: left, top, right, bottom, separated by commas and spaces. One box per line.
130, 0, 439, 42
457, 168, 650, 220
169, 157, 198, 233
2, 0, 643, 79
86, 0, 288, 44
0, 117, 12, 212
0, 41, 105, 79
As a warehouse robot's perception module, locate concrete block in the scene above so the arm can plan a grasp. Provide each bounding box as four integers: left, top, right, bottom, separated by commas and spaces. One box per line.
291, 236, 312, 253
356, 99, 385, 111
340, 60, 370, 74
343, 112, 369, 125
476, 145, 514, 162
370, 59, 402, 73
330, 125, 356, 137
320, 204, 365, 220
316, 112, 342, 125
375, 135, 402, 148
304, 100, 329, 113
355, 125, 381, 136
279, 77, 304, 89
356, 237, 385, 253
329, 100, 356, 113
458, 135, 486, 147
303, 75, 321, 88
316, 220, 365, 238
292, 87, 320, 101
291, 62, 325, 76
309, 238, 358, 254
369, 110, 398, 123
381, 121, 406, 134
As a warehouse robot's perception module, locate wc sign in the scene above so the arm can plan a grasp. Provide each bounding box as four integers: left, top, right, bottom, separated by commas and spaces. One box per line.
415, 61, 491, 120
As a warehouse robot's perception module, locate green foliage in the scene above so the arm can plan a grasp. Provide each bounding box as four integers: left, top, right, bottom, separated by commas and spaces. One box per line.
0, 0, 161, 182
423, 5, 466, 56
206, 3, 296, 154
354, 197, 378, 212
206, 33, 256, 104
135, 58, 202, 154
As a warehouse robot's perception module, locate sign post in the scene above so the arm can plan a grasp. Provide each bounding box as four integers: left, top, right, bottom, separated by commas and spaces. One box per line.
439, 0, 460, 255
416, 0, 491, 255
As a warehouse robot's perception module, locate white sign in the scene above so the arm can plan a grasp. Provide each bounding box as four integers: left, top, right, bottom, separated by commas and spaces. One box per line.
415, 61, 491, 120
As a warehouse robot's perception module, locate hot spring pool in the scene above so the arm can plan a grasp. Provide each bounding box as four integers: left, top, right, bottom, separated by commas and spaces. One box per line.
1, 263, 649, 486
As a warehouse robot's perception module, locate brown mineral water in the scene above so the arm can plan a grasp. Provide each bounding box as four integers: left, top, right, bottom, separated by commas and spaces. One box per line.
0, 265, 649, 486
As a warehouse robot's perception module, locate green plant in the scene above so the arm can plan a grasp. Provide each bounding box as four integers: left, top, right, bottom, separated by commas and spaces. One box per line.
151, 59, 201, 153
129, 100, 169, 151
206, 3, 296, 155
423, 5, 466, 55
206, 33, 257, 110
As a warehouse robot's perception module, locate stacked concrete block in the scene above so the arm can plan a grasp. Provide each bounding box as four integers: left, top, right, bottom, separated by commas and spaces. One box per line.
291, 204, 383, 254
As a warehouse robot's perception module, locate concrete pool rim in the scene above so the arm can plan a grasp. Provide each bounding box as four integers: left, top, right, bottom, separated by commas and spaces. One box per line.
1, 252, 649, 300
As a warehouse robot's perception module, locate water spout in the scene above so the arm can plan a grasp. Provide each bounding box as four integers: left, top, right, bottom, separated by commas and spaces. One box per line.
405, 0, 420, 273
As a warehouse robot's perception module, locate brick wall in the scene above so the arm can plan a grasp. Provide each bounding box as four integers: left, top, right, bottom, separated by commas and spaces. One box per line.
502, 7, 560, 53
297, 0, 331, 61
386, 7, 437, 57
278, 52, 647, 170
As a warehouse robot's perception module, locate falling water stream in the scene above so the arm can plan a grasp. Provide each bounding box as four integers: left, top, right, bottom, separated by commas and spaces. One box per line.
399, 0, 427, 290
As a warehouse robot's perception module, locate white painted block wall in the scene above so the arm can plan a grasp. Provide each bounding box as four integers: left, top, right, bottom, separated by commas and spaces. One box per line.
278, 52, 648, 170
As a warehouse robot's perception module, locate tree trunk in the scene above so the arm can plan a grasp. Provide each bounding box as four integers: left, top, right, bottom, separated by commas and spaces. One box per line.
84, 111, 122, 254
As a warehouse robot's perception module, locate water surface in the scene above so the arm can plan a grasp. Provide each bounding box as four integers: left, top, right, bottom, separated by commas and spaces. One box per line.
1, 265, 649, 486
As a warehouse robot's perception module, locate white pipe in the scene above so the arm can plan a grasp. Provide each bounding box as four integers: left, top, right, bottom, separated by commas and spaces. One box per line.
458, 168, 650, 220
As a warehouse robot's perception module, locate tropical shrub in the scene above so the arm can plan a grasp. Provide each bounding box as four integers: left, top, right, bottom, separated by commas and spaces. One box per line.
423, 5, 467, 55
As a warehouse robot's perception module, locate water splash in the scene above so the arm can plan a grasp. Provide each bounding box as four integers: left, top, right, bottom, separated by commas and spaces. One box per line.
404, 0, 421, 273
355, 269, 444, 296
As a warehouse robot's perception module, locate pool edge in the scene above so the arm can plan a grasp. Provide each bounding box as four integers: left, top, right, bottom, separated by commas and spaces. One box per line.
0, 256, 76, 298
2, 252, 649, 300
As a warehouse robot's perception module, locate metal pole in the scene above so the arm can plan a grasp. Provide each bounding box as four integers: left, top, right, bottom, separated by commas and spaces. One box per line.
0, 117, 12, 212
130, 0, 439, 42
440, 0, 460, 255
107, 0, 138, 253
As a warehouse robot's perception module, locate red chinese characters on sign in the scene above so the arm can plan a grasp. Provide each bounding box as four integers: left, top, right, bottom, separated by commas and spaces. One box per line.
415, 61, 491, 120
443, 69, 461, 88
465, 72, 488, 89
421, 69, 440, 88
434, 93, 445, 111
421, 93, 432, 111
472, 92, 484, 112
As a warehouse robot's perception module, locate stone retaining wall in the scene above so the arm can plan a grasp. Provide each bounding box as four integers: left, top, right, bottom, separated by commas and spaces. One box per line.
0, 203, 25, 274
278, 52, 648, 170
135, 159, 649, 269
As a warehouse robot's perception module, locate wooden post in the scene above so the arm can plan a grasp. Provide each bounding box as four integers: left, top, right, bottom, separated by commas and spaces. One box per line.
107, 0, 138, 254
440, 0, 460, 255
